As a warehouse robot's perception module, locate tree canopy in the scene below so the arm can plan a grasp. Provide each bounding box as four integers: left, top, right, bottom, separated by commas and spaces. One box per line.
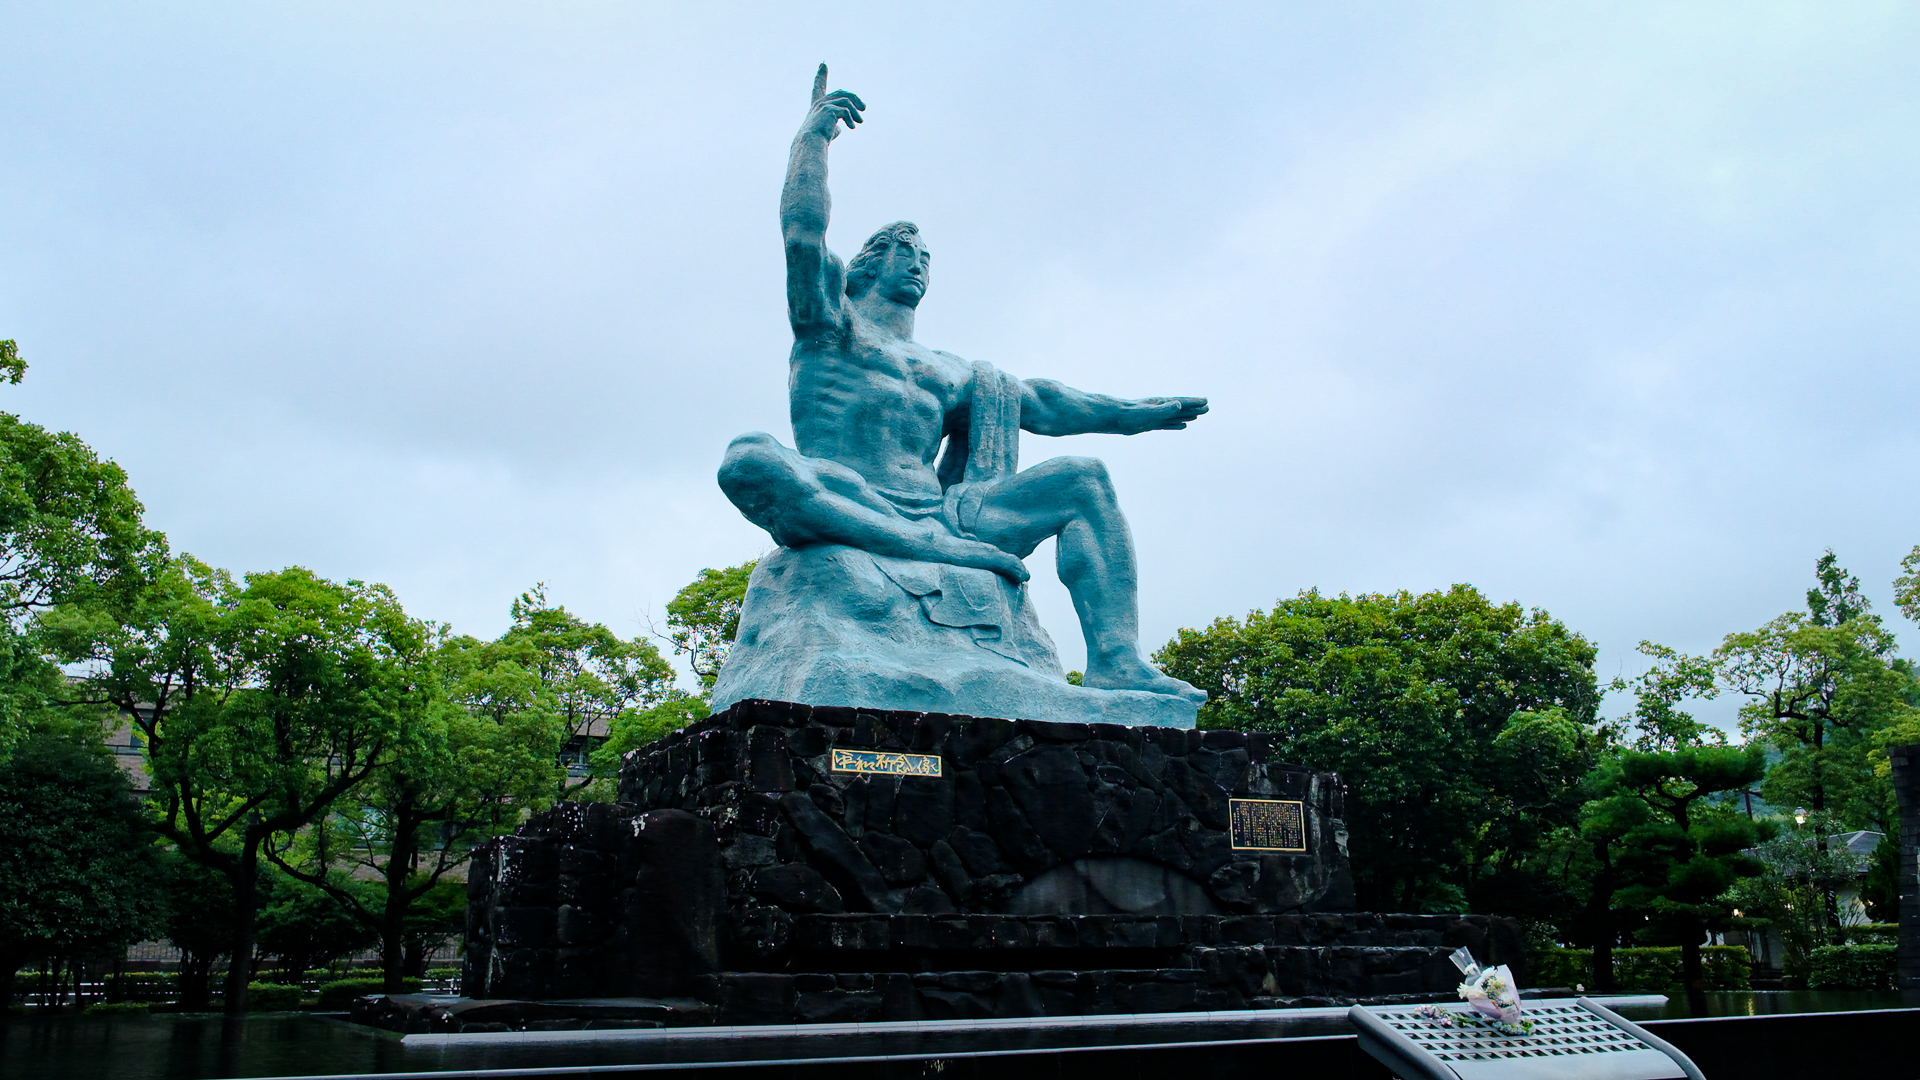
268, 622, 557, 989
0, 733, 165, 1005
56, 561, 429, 1010
441, 584, 680, 798
1603, 745, 1769, 994
1156, 584, 1603, 911
0, 394, 166, 752
665, 561, 755, 690
1719, 552, 1913, 830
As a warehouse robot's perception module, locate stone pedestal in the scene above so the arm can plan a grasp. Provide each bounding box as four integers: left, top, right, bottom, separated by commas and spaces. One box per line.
448, 700, 1525, 1030
464, 699, 1356, 1000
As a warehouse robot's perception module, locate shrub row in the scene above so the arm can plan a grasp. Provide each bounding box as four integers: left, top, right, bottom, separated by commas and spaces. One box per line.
1807, 944, 1898, 990
35, 968, 439, 1008
1527, 947, 1752, 992
1841, 924, 1898, 946
316, 977, 423, 1010
246, 983, 305, 1011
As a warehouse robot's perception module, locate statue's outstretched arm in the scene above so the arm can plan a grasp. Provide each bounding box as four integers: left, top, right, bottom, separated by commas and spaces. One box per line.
782, 66, 865, 334
1019, 378, 1209, 437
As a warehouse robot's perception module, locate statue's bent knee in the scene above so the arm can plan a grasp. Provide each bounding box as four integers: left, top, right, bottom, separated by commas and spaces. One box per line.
1053, 455, 1117, 503
718, 432, 793, 524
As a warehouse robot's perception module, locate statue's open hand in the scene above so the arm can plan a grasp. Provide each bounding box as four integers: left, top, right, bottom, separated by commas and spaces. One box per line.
934, 536, 1030, 584
1126, 396, 1209, 433
805, 88, 866, 141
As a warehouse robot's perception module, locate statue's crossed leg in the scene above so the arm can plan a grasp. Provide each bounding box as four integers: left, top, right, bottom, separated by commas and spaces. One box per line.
719, 431, 1205, 703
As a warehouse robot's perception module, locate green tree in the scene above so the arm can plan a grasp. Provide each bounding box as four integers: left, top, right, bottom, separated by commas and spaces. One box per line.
399, 879, 467, 976
253, 871, 377, 985
1156, 585, 1603, 911
1605, 745, 1769, 996
0, 732, 165, 1006
584, 561, 759, 773
1725, 808, 1862, 979
1613, 642, 1723, 751
0, 391, 166, 752
1563, 791, 1656, 990
156, 852, 238, 1009
267, 628, 555, 990
591, 694, 711, 777
1720, 553, 1910, 829
57, 562, 423, 1011
664, 561, 755, 690
0, 339, 24, 385
1717, 552, 1915, 939
458, 585, 679, 799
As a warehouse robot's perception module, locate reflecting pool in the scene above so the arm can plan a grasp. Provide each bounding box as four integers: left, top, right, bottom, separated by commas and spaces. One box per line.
2, 992, 1909, 1080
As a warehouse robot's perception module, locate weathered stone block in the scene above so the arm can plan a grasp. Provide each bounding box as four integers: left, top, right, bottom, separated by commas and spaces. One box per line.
751, 864, 843, 913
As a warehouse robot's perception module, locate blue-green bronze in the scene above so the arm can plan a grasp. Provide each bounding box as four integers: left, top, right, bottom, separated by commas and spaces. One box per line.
712, 67, 1208, 727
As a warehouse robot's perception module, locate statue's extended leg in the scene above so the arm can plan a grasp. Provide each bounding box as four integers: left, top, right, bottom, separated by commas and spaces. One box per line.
718, 433, 1030, 582
966, 456, 1205, 702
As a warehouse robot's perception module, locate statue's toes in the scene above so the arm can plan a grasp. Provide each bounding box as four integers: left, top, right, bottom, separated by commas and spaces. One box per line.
1135, 668, 1208, 703
1160, 674, 1209, 705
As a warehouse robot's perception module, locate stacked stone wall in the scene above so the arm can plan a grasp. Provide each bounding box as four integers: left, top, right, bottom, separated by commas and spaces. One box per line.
465, 699, 1367, 1004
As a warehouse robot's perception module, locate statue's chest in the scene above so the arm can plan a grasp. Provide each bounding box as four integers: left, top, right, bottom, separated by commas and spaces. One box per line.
845, 337, 970, 406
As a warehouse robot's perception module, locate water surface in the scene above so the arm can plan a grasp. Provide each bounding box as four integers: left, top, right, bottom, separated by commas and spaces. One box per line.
2, 992, 1906, 1080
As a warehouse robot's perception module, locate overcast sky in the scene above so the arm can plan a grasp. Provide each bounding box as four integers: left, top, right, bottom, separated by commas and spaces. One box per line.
4, 4, 1917, 727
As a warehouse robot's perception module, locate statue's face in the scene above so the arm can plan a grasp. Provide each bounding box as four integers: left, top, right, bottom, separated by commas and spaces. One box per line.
871, 237, 930, 307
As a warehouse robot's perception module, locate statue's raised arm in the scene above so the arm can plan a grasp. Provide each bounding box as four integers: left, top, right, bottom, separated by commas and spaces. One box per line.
781, 65, 866, 336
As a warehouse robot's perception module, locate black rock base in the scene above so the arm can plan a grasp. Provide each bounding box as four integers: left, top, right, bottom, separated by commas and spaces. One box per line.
463, 700, 1362, 1003
452, 700, 1527, 1027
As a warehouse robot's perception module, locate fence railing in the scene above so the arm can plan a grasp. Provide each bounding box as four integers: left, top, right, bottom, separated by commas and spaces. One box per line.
11, 968, 464, 1009
9, 941, 464, 1009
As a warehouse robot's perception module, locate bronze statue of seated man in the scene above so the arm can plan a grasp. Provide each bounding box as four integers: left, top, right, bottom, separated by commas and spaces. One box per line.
715, 71, 1208, 718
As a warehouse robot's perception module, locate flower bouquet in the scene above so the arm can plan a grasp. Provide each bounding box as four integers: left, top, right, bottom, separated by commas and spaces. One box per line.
1412, 948, 1534, 1036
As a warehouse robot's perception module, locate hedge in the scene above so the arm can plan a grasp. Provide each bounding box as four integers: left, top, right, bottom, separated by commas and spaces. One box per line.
101, 972, 177, 1003
1807, 944, 1898, 990
247, 983, 304, 1011
1842, 924, 1898, 946
1528, 947, 1751, 992
316, 977, 422, 1010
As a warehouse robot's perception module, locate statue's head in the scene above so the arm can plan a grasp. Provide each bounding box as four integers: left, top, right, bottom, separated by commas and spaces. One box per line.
846, 221, 929, 307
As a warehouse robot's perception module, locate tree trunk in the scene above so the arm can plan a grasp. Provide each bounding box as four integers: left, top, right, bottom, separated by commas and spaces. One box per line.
221, 849, 261, 1014
0, 942, 24, 1009
1587, 854, 1618, 992
1592, 933, 1615, 992
1680, 937, 1706, 995
378, 921, 405, 993
178, 951, 214, 1010
381, 797, 422, 992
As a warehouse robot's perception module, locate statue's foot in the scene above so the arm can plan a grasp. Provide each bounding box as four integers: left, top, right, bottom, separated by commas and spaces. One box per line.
1085, 650, 1209, 704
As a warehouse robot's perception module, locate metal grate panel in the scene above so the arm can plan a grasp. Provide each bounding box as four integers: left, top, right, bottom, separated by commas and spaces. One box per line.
1353, 1000, 1692, 1080
1375, 1004, 1646, 1061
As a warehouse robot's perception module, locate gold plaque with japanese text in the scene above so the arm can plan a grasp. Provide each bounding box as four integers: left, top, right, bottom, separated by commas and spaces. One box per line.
829, 748, 943, 777
1229, 798, 1307, 852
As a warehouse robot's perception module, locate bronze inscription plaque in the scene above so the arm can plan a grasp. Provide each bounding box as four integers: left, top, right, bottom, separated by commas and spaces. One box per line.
1229, 798, 1307, 852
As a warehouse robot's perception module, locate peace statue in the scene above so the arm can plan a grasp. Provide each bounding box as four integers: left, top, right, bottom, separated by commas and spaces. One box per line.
709, 67, 1208, 727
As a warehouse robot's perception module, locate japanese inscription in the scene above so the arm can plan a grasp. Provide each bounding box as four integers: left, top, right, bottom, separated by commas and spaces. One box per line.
1229, 798, 1307, 852
830, 748, 943, 777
